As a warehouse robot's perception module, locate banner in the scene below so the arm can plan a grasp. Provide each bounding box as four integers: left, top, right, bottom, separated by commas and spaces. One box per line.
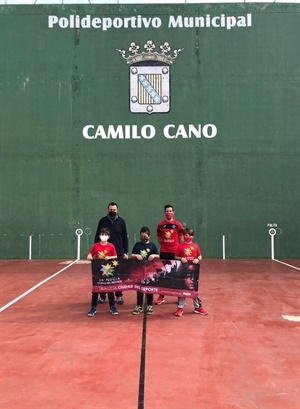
92, 259, 200, 298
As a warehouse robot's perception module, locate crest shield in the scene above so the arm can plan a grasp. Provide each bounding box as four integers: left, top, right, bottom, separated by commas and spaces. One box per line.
117, 40, 183, 115
130, 63, 170, 114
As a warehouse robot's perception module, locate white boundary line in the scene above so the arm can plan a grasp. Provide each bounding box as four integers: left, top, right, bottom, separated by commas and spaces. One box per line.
0, 259, 79, 313
282, 315, 300, 322
273, 259, 300, 271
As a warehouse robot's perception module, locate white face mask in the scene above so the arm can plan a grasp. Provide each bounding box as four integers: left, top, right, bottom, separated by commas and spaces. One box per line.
100, 235, 109, 242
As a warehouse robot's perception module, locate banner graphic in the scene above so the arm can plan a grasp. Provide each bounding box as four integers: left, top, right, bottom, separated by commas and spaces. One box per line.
92, 259, 200, 298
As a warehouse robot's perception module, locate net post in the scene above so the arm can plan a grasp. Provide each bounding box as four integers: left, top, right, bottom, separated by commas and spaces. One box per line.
268, 228, 276, 260
75, 229, 83, 260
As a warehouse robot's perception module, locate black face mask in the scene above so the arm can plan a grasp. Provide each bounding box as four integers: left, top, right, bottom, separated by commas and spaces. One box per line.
108, 211, 117, 218
141, 238, 149, 243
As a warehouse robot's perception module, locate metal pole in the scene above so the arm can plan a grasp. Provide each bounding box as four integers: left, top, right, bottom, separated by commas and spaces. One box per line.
222, 235, 226, 259
268, 228, 276, 260
29, 235, 32, 260
75, 229, 83, 260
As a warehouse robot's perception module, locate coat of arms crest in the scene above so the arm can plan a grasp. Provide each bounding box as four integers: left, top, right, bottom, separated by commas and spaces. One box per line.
117, 40, 183, 114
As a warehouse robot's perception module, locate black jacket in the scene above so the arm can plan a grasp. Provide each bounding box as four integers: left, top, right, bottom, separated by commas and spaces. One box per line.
94, 215, 128, 256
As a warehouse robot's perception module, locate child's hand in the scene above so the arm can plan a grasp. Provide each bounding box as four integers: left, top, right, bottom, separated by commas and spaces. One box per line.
148, 254, 156, 261
180, 257, 188, 263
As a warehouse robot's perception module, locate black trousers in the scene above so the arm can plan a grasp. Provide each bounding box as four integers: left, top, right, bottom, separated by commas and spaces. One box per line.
99, 291, 123, 299
136, 291, 153, 307
92, 292, 115, 308
160, 252, 175, 260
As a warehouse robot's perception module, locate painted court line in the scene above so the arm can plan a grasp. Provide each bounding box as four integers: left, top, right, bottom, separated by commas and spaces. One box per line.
282, 315, 300, 322
273, 259, 300, 271
274, 260, 300, 324
0, 259, 78, 313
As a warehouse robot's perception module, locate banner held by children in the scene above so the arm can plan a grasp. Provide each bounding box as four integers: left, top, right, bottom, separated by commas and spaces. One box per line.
92, 259, 200, 298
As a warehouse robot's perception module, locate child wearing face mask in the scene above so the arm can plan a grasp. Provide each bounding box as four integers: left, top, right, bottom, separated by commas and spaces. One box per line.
131, 227, 159, 315
87, 228, 119, 317
174, 228, 208, 317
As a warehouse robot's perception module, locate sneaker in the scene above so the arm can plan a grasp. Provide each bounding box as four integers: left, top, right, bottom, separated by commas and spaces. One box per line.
87, 307, 97, 317
116, 297, 124, 305
175, 308, 183, 317
146, 305, 154, 315
155, 295, 165, 305
98, 297, 106, 304
109, 306, 119, 315
132, 306, 143, 315
194, 307, 208, 315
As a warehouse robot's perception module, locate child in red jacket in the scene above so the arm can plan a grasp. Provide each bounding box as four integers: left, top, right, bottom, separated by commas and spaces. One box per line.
87, 228, 118, 317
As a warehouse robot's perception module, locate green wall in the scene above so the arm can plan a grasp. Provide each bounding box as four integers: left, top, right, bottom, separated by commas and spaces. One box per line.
0, 4, 299, 258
